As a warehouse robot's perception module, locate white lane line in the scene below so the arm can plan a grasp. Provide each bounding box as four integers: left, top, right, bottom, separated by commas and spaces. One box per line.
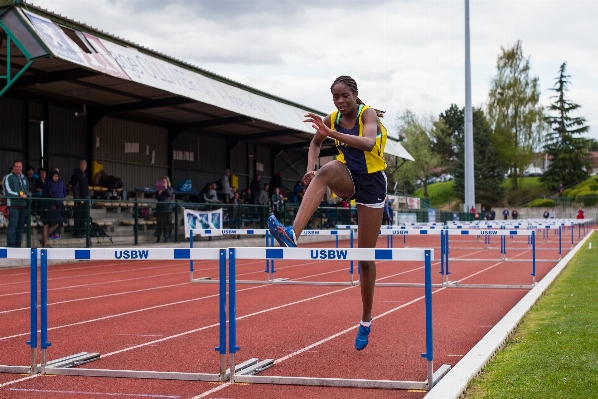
0, 282, 190, 315
6, 387, 180, 397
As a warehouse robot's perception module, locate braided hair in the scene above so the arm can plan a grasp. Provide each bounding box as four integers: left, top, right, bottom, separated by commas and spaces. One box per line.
330, 75, 385, 118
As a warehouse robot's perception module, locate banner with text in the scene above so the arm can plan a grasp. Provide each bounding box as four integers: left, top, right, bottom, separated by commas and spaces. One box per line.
183, 208, 222, 238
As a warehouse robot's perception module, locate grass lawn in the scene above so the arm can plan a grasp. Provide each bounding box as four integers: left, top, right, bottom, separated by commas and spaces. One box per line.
412, 177, 551, 208
464, 232, 598, 399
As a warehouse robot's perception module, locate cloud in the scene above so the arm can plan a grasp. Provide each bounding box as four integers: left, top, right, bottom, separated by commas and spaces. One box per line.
36, 0, 598, 140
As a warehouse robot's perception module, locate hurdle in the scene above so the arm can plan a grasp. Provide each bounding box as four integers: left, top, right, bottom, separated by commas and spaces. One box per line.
189, 229, 272, 283
8, 247, 229, 382
228, 246, 451, 390
191, 229, 357, 286
0, 248, 38, 375
445, 229, 537, 289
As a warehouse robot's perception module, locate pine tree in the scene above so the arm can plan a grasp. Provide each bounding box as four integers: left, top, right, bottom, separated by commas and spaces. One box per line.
540, 63, 590, 190
446, 106, 507, 206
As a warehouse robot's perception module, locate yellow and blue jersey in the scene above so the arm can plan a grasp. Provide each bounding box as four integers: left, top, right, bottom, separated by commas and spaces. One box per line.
330, 105, 387, 174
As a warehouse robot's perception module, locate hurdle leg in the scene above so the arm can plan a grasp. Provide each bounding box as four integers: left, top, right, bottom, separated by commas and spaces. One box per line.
40, 249, 52, 374
27, 248, 38, 374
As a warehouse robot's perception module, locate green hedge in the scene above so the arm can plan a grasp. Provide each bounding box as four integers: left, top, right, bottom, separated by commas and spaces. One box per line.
527, 198, 555, 208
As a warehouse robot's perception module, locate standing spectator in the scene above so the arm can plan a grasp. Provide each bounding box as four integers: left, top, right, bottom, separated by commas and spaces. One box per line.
502, 207, 509, 220
71, 160, 89, 238
549, 209, 555, 219
576, 207, 584, 219
5, 160, 29, 247
511, 208, 519, 220
543, 209, 550, 219
154, 176, 173, 243
48, 168, 67, 240
258, 183, 270, 206
470, 205, 476, 215
35, 168, 46, 196
249, 174, 261, 204
382, 197, 392, 226
271, 187, 283, 220
557, 183, 563, 197
489, 207, 496, 221
25, 165, 36, 195
220, 169, 232, 203
269, 172, 282, 196
39, 169, 65, 248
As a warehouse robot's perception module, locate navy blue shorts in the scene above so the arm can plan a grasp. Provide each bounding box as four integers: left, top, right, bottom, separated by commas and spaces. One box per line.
342, 170, 387, 208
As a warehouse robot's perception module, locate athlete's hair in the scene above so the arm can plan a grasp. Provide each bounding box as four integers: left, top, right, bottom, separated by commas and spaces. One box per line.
330, 75, 385, 118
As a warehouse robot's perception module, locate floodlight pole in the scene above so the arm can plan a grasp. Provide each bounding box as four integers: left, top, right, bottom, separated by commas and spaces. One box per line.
464, 0, 475, 212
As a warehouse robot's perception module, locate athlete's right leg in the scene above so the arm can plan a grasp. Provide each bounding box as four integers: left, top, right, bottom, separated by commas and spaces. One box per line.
293, 161, 354, 238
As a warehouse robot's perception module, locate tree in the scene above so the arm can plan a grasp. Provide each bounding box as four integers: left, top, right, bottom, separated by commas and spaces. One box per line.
589, 139, 598, 152
487, 41, 546, 189
393, 110, 442, 199
445, 106, 507, 206
432, 104, 461, 167
540, 63, 591, 190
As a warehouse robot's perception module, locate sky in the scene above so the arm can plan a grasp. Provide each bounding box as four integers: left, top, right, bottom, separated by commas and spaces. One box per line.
32, 0, 598, 141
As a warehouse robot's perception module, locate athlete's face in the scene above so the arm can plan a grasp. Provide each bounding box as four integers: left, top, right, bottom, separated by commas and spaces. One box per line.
331, 83, 358, 114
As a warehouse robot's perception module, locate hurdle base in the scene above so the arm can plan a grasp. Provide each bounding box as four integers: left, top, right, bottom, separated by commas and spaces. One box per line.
0, 365, 35, 374
39, 352, 100, 372
233, 363, 451, 390
43, 367, 223, 382
224, 357, 274, 380
446, 281, 536, 290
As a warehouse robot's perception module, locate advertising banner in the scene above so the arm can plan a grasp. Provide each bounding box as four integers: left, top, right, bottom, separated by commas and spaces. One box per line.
183, 208, 222, 238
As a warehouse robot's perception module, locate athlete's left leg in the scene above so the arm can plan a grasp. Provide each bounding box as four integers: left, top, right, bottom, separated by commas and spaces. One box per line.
356, 204, 384, 323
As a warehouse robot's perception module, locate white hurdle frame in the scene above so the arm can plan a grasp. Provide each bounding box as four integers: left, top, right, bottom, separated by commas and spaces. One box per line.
190, 229, 357, 286
228, 247, 451, 390
5, 247, 229, 382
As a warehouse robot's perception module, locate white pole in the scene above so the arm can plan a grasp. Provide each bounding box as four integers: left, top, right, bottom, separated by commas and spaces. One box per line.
464, 0, 475, 212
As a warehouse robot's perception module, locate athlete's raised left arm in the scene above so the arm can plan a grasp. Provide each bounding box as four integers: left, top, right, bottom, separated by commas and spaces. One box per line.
304, 108, 378, 152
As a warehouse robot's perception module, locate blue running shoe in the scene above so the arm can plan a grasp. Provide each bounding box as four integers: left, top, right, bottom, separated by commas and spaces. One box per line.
267, 215, 297, 247
355, 324, 371, 350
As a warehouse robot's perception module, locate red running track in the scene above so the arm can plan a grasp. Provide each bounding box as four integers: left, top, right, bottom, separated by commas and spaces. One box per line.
0, 233, 578, 399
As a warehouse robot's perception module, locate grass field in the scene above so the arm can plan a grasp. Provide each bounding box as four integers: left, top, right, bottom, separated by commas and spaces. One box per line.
463, 231, 598, 399
412, 177, 551, 208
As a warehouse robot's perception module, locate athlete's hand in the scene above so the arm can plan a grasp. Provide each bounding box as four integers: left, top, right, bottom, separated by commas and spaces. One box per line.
304, 113, 332, 137
302, 170, 317, 186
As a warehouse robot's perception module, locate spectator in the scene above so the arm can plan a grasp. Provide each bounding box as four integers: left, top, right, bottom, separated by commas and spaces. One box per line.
557, 183, 563, 197
71, 160, 89, 238
489, 207, 496, 221
511, 208, 519, 220
502, 207, 509, 220
25, 165, 36, 195
549, 209, 555, 219
576, 207, 584, 219
209, 182, 220, 203
271, 187, 283, 220
34, 168, 46, 196
39, 169, 65, 248
470, 205, 476, 215
258, 183, 270, 206
543, 209, 550, 219
269, 172, 282, 196
154, 176, 173, 243
382, 198, 393, 226
5, 160, 29, 247
241, 188, 252, 204
249, 174, 261, 204
480, 207, 487, 220
220, 169, 232, 203
48, 168, 67, 240
291, 180, 303, 203
297, 187, 306, 204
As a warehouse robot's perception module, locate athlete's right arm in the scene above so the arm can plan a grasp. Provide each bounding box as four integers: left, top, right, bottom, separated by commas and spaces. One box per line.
303, 114, 332, 186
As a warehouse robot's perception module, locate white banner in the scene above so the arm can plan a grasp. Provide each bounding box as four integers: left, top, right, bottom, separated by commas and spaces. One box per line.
183, 208, 223, 238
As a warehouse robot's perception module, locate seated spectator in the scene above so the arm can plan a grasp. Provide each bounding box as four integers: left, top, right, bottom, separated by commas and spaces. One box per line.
208, 182, 221, 203
241, 188, 252, 204
576, 207, 584, 219
296, 187, 306, 204
201, 183, 216, 203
